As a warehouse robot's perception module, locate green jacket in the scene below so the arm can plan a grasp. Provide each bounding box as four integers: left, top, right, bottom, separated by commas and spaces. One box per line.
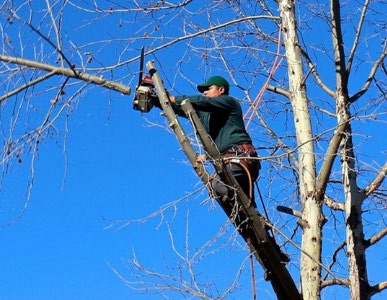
173, 94, 252, 153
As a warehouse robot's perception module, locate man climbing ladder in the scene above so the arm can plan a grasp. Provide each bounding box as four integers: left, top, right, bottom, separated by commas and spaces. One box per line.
133, 60, 302, 300
166, 75, 261, 209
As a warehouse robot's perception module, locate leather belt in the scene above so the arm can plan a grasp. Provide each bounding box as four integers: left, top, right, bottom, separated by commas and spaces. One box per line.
225, 144, 257, 155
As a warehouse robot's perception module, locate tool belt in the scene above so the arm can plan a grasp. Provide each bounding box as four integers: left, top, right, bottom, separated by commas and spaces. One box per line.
221, 144, 260, 180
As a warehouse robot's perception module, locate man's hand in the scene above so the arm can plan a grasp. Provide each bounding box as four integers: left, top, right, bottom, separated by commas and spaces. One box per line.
196, 154, 207, 164
168, 95, 176, 103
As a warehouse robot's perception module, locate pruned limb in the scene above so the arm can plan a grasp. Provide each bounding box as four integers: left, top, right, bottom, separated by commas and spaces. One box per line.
0, 55, 131, 100
277, 205, 310, 229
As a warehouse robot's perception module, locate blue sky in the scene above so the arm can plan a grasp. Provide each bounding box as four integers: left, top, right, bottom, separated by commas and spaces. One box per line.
0, 94, 274, 299
0, 1, 386, 300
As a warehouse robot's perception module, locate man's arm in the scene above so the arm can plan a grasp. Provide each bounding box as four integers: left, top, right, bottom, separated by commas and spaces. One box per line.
173, 94, 237, 112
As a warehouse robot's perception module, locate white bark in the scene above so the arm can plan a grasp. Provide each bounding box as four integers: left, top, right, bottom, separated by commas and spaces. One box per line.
278, 1, 321, 299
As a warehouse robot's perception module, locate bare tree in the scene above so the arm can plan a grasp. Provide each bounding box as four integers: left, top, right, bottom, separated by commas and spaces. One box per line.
0, 0, 386, 299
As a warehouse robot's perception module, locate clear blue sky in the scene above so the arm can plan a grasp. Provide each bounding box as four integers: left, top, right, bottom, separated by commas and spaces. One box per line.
0, 1, 386, 300
0, 90, 274, 299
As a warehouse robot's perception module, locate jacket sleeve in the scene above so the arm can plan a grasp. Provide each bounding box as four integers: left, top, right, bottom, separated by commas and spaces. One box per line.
152, 97, 188, 118
174, 95, 237, 112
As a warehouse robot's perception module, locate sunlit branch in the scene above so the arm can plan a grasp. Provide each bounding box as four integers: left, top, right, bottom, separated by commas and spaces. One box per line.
324, 195, 344, 211
321, 278, 350, 289
0, 55, 131, 96
266, 85, 291, 98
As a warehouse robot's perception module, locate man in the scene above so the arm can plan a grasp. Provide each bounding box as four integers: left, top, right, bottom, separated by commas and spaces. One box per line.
167, 76, 260, 207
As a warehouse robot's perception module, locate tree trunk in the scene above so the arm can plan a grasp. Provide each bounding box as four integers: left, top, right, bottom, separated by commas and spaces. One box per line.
278, 1, 322, 299
330, 0, 370, 298
341, 118, 369, 300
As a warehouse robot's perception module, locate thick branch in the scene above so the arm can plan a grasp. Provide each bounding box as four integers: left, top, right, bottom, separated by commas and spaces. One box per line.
315, 120, 348, 202
370, 281, 387, 297
266, 84, 291, 98
324, 195, 344, 211
0, 55, 131, 99
331, 0, 349, 91
321, 278, 350, 289
364, 227, 387, 248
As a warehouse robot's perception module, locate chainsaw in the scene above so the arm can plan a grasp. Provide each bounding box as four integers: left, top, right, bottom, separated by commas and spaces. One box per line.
133, 47, 157, 113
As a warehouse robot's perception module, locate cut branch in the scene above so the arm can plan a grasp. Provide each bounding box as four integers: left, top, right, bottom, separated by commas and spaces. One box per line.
0, 55, 131, 100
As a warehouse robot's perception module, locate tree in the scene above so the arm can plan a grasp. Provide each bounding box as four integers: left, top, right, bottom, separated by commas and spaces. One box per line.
1, 1, 386, 299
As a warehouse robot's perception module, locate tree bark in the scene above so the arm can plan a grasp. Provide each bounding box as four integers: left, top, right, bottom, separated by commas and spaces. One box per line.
330, 0, 370, 298
278, 1, 321, 299
340, 116, 369, 300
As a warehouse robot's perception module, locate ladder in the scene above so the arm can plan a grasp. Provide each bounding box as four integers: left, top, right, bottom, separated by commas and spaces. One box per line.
146, 61, 302, 300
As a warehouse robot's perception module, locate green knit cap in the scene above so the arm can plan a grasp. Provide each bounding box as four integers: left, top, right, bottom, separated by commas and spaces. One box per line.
197, 76, 230, 94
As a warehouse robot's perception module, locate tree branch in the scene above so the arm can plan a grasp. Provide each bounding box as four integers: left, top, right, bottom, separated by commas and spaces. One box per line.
266, 84, 291, 98
321, 278, 350, 289
370, 281, 387, 297
0, 55, 131, 99
364, 159, 387, 197
349, 47, 387, 103
299, 47, 335, 97
315, 120, 348, 202
346, 0, 370, 75
324, 195, 344, 211
364, 227, 387, 248
0, 70, 56, 102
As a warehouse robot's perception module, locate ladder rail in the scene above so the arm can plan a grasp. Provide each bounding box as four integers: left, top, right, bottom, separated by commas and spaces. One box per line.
146, 60, 301, 300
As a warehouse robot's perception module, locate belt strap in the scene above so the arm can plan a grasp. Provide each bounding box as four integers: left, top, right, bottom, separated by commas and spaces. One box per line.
227, 144, 256, 154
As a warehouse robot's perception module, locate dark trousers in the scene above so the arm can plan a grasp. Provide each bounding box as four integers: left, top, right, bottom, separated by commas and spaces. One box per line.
211, 151, 260, 207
